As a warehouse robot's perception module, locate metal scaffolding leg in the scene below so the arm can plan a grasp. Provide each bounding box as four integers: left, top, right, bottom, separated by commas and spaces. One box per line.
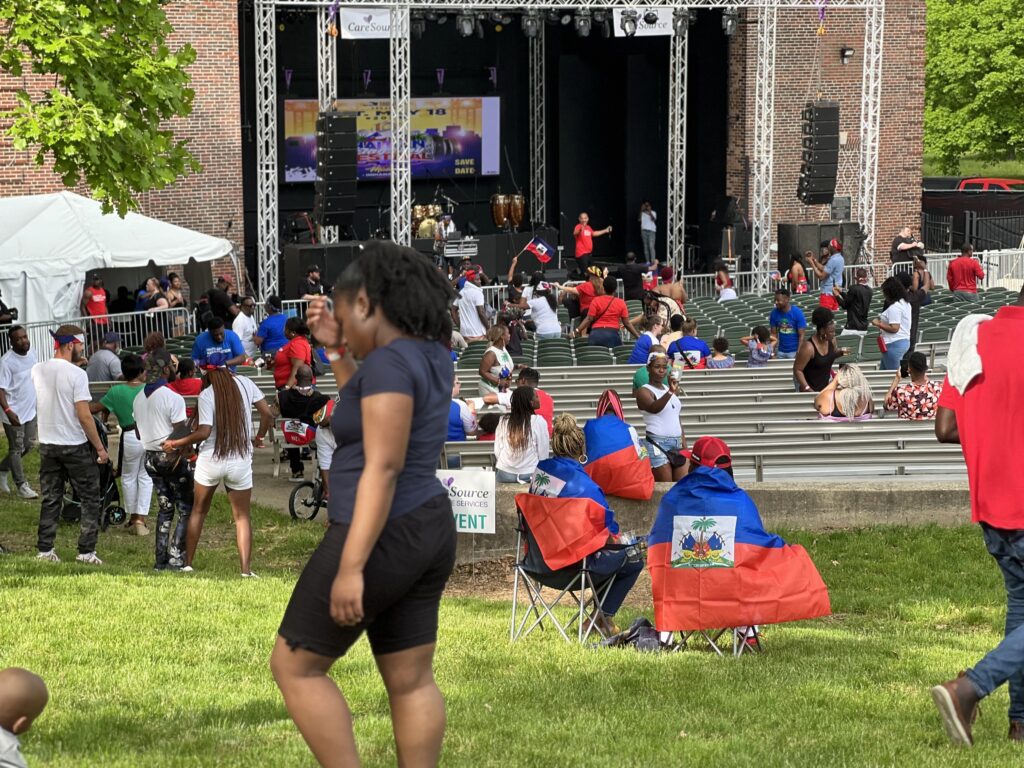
317, 6, 340, 244
750, 6, 777, 295
666, 22, 688, 277
857, 1, 884, 267
390, 5, 412, 246
528, 29, 546, 227
255, 0, 279, 299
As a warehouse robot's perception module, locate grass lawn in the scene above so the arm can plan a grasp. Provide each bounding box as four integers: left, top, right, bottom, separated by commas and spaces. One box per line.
0, 468, 1021, 765
922, 154, 1024, 179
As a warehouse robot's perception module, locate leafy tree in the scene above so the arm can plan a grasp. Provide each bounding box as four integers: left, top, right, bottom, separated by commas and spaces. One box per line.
0, 1, 200, 214
925, 0, 1024, 174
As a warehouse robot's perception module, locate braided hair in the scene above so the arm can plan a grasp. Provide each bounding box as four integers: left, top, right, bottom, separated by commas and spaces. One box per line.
204, 368, 250, 460
551, 413, 586, 462
335, 241, 455, 342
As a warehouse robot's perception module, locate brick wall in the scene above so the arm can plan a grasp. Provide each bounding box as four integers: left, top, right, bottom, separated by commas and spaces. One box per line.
0, 0, 244, 281
726, 0, 926, 264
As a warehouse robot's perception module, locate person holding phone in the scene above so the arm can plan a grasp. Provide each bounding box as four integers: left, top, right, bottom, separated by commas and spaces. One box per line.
634, 351, 685, 482
270, 242, 458, 768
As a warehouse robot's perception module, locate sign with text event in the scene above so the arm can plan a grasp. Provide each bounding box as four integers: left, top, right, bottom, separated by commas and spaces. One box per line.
340, 8, 391, 39
437, 470, 496, 535
612, 8, 675, 37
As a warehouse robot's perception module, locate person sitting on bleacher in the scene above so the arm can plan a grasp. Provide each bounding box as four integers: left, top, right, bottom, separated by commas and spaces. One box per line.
494, 386, 550, 484
884, 352, 942, 420
666, 318, 710, 370
814, 363, 874, 421
660, 315, 685, 349
448, 377, 478, 442
628, 315, 665, 364
706, 337, 735, 369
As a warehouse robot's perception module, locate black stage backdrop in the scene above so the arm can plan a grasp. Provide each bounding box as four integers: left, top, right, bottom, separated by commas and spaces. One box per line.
239, 8, 730, 281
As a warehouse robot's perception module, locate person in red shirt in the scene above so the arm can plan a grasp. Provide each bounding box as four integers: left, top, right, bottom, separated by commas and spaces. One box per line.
555, 266, 605, 329
273, 317, 314, 389
931, 286, 1024, 746
572, 212, 612, 276
166, 357, 203, 418
577, 276, 641, 348
80, 273, 109, 352
947, 243, 986, 301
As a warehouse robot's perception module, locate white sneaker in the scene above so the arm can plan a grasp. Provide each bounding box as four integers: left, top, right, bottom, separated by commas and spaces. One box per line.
75, 551, 103, 565
179, 565, 194, 573
241, 571, 260, 579
0, 473, 10, 494
36, 549, 60, 563
17, 483, 38, 500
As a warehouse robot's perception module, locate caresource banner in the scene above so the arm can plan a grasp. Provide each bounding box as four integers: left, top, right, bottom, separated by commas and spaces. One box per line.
612, 7, 675, 37
340, 8, 391, 39
437, 469, 496, 534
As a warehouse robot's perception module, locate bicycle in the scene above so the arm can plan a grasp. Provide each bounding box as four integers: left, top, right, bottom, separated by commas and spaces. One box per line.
288, 471, 325, 520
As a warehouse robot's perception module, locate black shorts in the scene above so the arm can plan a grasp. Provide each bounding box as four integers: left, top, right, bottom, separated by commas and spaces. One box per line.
278, 494, 457, 659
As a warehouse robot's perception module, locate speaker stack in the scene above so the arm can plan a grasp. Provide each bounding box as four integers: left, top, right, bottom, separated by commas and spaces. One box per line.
313, 111, 358, 230
798, 100, 839, 206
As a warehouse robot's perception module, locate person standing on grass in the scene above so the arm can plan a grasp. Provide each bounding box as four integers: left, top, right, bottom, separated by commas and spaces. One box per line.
90, 354, 151, 536
931, 286, 1024, 746
0, 326, 39, 500
134, 350, 193, 571
270, 243, 457, 768
32, 325, 109, 565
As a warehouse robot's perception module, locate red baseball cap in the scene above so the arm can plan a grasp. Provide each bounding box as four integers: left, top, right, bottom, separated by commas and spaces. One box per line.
681, 436, 732, 469
829, 238, 842, 251
464, 269, 478, 280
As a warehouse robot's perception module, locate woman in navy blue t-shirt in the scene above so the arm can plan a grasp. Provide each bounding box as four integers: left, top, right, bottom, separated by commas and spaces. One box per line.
272, 243, 457, 767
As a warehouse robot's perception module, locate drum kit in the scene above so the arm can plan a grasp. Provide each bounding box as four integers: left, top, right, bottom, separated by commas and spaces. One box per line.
411, 203, 443, 239
489, 192, 525, 230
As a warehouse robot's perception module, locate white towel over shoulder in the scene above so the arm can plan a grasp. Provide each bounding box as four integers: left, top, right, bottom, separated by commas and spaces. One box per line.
947, 314, 993, 394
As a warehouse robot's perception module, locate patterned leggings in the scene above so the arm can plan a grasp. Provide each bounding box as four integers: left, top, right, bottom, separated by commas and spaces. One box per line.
145, 454, 193, 569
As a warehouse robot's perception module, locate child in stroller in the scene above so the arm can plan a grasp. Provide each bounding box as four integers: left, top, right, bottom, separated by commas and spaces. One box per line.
59, 417, 125, 531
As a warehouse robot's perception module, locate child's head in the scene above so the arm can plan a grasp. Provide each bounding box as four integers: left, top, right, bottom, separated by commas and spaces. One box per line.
752, 325, 770, 344
478, 412, 501, 434
669, 314, 684, 333
177, 357, 196, 379
681, 318, 697, 337
712, 337, 730, 354
0, 667, 48, 735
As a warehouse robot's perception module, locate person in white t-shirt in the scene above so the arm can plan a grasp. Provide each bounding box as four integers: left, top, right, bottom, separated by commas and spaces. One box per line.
31, 325, 109, 565
0, 326, 39, 499
163, 366, 272, 577
232, 296, 259, 359
134, 349, 193, 570
494, 386, 550, 483
527, 282, 562, 339
455, 270, 489, 341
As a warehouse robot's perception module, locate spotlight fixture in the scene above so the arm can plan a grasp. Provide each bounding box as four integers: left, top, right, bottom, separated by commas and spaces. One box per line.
436, 13, 448, 25
620, 9, 638, 37
521, 10, 541, 37
560, 13, 572, 25
476, 14, 486, 38
546, 10, 561, 23
574, 9, 592, 37
601, 17, 612, 37
839, 46, 855, 65
672, 8, 691, 35
722, 8, 739, 37
643, 10, 659, 25
456, 12, 475, 37
411, 12, 426, 40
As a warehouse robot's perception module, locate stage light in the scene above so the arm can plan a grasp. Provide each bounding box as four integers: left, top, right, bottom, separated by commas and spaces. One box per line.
436, 14, 448, 25
521, 11, 541, 38
672, 8, 691, 35
574, 10, 591, 37
620, 9, 638, 37
643, 10, 659, 25
560, 14, 572, 25
411, 12, 426, 40
722, 8, 739, 37
456, 13, 475, 37
476, 15, 486, 38
601, 18, 612, 37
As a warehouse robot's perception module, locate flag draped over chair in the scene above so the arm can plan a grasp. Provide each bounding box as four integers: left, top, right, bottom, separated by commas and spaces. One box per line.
583, 415, 654, 500
647, 467, 831, 631
516, 493, 610, 571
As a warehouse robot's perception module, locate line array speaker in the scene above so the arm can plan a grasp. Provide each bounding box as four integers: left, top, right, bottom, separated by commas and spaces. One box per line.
797, 100, 839, 206
314, 111, 358, 229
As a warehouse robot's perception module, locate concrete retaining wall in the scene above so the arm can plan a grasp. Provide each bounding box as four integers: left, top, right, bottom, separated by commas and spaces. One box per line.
455, 480, 972, 565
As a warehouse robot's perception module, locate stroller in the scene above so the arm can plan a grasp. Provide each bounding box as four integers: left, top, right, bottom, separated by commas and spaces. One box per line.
60, 417, 126, 531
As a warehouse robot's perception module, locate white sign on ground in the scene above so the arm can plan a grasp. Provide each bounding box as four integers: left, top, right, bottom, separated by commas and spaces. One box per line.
437, 469, 496, 534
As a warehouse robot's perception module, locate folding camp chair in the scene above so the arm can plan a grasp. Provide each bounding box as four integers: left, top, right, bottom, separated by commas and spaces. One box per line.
509, 506, 618, 644
668, 626, 763, 657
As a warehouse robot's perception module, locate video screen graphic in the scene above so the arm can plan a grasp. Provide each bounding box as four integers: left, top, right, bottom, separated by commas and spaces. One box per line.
284, 97, 501, 183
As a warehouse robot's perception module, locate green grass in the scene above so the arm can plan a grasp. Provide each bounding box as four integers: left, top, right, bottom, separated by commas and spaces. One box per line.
0, 470, 1021, 765
923, 154, 1024, 179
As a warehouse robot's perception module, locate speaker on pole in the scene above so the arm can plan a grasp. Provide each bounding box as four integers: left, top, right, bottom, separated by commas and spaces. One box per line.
313, 111, 358, 229
797, 101, 839, 206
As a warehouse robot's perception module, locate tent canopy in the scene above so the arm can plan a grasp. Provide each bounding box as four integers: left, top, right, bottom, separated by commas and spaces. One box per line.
0, 191, 233, 322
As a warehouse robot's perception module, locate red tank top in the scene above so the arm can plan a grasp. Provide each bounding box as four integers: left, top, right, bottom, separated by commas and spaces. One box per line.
86, 287, 108, 323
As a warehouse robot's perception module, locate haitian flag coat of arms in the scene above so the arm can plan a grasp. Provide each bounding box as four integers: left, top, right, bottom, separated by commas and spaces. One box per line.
647, 466, 831, 631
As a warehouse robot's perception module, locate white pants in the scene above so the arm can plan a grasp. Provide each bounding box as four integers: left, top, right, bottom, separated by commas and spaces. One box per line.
315, 427, 336, 472
121, 429, 153, 518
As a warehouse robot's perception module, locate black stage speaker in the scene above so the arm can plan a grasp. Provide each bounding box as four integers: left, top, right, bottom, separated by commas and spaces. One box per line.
777, 221, 865, 273
281, 242, 362, 299
314, 111, 358, 229
798, 101, 839, 206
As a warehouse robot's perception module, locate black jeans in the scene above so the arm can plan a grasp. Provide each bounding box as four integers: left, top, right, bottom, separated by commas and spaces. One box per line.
37, 443, 102, 555
145, 453, 194, 569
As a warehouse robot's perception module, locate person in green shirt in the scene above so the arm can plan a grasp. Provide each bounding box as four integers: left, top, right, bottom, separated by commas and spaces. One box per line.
90, 354, 152, 536
632, 345, 666, 394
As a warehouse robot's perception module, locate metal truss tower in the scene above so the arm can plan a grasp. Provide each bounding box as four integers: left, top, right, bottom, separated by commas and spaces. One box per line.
390, 6, 412, 245
254, 1, 279, 299
750, 5, 777, 295
317, 7, 340, 244
528, 29, 546, 226
857, 1, 885, 266
665, 18, 689, 278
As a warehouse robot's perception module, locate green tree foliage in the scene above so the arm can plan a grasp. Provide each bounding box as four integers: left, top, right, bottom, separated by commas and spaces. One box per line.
925, 0, 1024, 174
0, 1, 200, 215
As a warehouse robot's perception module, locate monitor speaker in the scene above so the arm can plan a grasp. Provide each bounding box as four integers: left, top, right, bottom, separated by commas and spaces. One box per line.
797, 100, 839, 206
281, 242, 362, 299
314, 111, 358, 231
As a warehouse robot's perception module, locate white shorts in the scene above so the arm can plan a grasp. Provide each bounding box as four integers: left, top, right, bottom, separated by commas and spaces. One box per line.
194, 453, 254, 491
315, 428, 336, 472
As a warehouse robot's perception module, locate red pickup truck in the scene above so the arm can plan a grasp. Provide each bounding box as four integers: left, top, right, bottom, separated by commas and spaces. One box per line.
956, 177, 1024, 191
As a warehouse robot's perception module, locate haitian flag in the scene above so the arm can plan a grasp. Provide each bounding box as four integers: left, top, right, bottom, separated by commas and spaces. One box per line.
516, 492, 610, 571
583, 415, 655, 500
524, 237, 553, 264
647, 466, 830, 631
530, 456, 619, 535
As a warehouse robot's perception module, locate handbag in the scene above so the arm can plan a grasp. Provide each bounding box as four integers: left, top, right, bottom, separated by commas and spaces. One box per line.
876, 335, 888, 353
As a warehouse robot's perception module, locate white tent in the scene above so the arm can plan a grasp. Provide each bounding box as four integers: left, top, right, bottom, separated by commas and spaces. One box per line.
0, 191, 235, 323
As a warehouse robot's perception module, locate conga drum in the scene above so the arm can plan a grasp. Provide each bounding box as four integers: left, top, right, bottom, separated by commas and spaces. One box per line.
509, 194, 525, 229
490, 194, 509, 228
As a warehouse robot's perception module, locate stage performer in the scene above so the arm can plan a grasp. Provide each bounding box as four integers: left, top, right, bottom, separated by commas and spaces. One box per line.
573, 212, 612, 276
271, 242, 458, 768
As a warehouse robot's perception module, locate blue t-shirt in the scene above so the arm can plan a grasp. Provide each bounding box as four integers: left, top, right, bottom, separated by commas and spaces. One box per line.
256, 313, 288, 354
667, 337, 711, 366
329, 338, 453, 523
191, 330, 245, 370
820, 253, 845, 293
769, 306, 807, 354
628, 333, 658, 365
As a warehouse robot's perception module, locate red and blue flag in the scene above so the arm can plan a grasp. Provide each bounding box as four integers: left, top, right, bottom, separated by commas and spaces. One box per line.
524, 237, 553, 264
516, 492, 610, 571
530, 456, 618, 535
647, 466, 831, 631
583, 415, 655, 500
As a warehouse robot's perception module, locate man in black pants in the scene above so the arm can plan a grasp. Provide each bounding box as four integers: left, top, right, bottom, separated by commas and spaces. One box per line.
277, 365, 329, 482
31, 325, 109, 565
